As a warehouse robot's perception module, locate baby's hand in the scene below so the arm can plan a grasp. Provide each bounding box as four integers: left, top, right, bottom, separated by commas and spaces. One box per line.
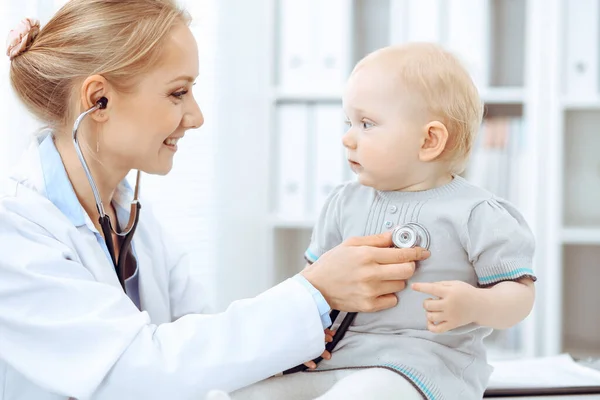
412, 281, 478, 334
304, 329, 335, 369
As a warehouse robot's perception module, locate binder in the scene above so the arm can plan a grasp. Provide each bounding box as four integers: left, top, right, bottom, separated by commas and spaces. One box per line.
313, 0, 352, 90
445, 0, 490, 88
564, 0, 599, 99
275, 104, 309, 218
388, 0, 409, 44
405, 0, 443, 42
313, 104, 346, 213
278, 0, 313, 91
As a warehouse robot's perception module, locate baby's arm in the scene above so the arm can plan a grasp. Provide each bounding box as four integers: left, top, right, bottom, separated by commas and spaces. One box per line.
413, 198, 536, 333
471, 278, 534, 329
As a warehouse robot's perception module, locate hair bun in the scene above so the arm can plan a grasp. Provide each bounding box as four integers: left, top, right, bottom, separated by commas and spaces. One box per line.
6, 18, 40, 60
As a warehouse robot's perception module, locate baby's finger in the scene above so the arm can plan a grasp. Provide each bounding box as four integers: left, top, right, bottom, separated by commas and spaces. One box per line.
423, 298, 444, 312
321, 350, 332, 360
426, 311, 445, 324
427, 320, 450, 334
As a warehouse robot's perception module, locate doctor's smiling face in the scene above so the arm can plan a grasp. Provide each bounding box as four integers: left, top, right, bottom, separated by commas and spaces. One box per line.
84, 22, 204, 176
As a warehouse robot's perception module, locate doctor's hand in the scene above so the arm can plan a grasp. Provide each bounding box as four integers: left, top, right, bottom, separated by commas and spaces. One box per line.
303, 329, 335, 369
301, 231, 430, 313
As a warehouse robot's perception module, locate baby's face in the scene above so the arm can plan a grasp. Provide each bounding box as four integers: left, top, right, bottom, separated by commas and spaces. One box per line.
342, 63, 427, 191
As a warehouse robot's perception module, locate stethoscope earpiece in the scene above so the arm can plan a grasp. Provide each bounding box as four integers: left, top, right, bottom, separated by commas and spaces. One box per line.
96, 97, 108, 110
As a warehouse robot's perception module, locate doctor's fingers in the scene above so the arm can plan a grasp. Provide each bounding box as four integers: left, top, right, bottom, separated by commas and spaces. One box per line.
368, 293, 400, 312
367, 280, 407, 298
343, 231, 394, 248
373, 262, 416, 281
368, 246, 430, 265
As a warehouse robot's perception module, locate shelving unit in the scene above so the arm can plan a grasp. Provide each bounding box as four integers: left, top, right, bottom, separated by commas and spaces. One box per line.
546, 0, 600, 358
261, 0, 553, 361
214, 0, 598, 358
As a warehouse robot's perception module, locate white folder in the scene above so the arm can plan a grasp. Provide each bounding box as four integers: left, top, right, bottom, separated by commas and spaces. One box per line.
388, 0, 409, 44
313, 104, 346, 213
445, 0, 490, 89
278, 0, 314, 91
276, 104, 309, 218
564, 0, 599, 99
313, 0, 352, 90
406, 0, 443, 43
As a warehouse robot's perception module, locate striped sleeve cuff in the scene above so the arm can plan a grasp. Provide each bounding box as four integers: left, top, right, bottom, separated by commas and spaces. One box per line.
292, 274, 331, 329
476, 259, 537, 287
304, 249, 320, 264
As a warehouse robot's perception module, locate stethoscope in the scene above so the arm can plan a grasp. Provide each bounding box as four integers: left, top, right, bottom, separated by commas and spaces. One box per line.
283, 222, 430, 375
72, 97, 142, 290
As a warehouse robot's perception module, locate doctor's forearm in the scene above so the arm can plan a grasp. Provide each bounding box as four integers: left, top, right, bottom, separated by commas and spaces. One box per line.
473, 278, 535, 330
92, 278, 325, 398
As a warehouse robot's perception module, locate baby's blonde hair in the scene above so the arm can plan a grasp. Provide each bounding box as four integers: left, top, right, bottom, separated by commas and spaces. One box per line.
360, 43, 484, 174
9, 0, 191, 129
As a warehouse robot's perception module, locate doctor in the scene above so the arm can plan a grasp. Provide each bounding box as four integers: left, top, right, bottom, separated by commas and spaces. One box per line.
0, 1, 428, 399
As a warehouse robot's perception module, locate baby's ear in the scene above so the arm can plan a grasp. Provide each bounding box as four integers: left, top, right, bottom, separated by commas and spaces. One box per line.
419, 121, 448, 162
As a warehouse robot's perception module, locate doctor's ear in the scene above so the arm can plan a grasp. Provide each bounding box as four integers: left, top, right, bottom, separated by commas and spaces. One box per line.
80, 74, 111, 122
419, 121, 449, 162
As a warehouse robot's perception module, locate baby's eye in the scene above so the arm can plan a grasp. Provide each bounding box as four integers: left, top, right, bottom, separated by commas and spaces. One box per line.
362, 120, 374, 129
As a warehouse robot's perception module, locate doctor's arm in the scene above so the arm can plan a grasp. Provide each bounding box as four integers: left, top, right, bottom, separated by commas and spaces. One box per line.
0, 220, 324, 399
0, 215, 422, 399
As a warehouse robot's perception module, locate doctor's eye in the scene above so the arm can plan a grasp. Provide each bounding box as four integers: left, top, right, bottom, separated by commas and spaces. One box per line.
171, 90, 189, 100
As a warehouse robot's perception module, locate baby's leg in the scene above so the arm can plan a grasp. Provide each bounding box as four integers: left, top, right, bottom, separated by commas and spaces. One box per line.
315, 368, 423, 400
230, 370, 342, 400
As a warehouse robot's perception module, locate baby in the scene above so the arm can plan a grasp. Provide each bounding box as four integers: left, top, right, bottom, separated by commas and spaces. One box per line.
232, 43, 536, 400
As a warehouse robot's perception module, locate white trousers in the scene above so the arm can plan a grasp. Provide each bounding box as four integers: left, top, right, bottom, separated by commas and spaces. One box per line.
229, 368, 424, 400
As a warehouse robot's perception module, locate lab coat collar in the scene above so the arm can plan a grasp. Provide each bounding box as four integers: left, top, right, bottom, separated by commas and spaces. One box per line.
32, 131, 136, 232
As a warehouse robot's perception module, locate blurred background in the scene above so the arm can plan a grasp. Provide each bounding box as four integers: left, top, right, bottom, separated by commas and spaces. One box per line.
0, 0, 597, 362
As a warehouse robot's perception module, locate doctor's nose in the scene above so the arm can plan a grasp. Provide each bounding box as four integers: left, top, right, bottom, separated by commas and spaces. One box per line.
183, 98, 204, 130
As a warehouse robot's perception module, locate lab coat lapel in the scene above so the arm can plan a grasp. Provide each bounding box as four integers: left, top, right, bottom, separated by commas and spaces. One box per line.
134, 229, 172, 324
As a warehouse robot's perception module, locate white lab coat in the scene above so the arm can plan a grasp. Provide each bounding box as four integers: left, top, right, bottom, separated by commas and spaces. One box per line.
0, 135, 325, 400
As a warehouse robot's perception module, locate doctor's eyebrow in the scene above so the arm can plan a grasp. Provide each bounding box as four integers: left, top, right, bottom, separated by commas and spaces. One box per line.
167, 75, 197, 84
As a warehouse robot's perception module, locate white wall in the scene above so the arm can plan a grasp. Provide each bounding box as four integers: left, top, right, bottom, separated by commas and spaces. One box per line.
213, 0, 274, 309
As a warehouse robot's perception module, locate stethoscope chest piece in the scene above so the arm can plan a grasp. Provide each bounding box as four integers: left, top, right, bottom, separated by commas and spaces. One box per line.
392, 222, 430, 250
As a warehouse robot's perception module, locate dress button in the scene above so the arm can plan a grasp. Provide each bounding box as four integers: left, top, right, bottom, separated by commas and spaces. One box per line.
389, 205, 398, 214
384, 221, 393, 228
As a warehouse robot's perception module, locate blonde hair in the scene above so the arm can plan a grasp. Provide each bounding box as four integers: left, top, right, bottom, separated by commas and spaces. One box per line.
9, 0, 191, 128
360, 43, 484, 174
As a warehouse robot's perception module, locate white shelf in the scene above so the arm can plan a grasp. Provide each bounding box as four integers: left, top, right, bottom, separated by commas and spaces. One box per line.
481, 87, 525, 104
272, 87, 525, 105
268, 215, 316, 229
562, 228, 600, 244
271, 87, 343, 103
562, 98, 600, 109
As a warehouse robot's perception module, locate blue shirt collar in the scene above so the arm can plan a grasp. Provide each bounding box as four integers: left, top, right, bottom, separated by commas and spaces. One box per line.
38, 133, 135, 231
